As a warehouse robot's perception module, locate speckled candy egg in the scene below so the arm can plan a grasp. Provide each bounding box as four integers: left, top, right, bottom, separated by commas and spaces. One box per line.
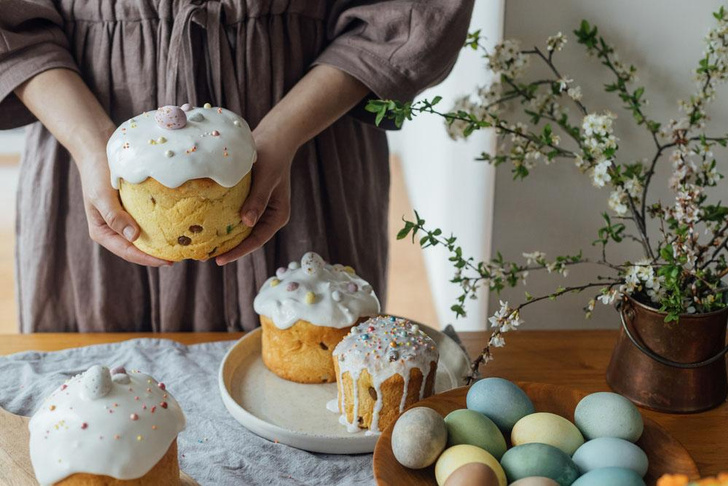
500, 443, 580, 486
466, 378, 534, 433
510, 478, 560, 486
444, 409, 507, 460
574, 392, 644, 442
301, 251, 325, 276
572, 437, 649, 477
571, 467, 646, 486
154, 105, 187, 130
435, 444, 507, 486
511, 412, 585, 455
443, 462, 500, 486
391, 407, 447, 469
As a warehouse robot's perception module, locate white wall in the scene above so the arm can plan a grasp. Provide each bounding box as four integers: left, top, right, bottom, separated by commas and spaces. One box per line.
389, 0, 505, 331
493, 0, 728, 329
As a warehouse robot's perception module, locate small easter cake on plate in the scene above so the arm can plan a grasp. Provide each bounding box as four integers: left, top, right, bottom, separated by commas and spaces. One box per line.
106, 104, 256, 261
332, 315, 439, 433
253, 252, 380, 384
28, 365, 186, 485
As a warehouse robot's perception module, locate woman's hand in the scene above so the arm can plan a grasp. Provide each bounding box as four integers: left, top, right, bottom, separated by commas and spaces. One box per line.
215, 130, 295, 265
77, 153, 171, 267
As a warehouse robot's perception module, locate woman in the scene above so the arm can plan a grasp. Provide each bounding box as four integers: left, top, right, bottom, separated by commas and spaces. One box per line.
0, 0, 474, 333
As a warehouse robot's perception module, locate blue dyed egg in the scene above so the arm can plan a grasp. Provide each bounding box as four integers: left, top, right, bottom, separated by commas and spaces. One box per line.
572, 467, 646, 486
500, 443, 579, 486
466, 378, 534, 433
574, 392, 643, 442
572, 437, 649, 477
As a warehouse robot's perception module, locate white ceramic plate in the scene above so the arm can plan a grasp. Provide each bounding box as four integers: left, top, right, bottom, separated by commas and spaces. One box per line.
218, 324, 470, 454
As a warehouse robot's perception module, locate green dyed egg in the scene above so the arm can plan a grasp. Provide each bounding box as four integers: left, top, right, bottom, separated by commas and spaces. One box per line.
511, 412, 585, 455
572, 467, 646, 486
500, 443, 580, 486
444, 409, 507, 460
574, 392, 644, 442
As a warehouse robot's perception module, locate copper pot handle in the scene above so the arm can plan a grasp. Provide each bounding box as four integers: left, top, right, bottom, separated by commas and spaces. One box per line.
618, 300, 728, 369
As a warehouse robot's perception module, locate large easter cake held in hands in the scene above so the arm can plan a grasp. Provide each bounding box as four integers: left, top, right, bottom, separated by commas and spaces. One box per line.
29, 365, 186, 485
332, 315, 439, 433
107, 104, 256, 261
253, 252, 380, 384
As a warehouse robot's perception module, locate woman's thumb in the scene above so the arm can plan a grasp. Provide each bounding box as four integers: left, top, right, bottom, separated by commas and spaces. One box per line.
95, 192, 140, 242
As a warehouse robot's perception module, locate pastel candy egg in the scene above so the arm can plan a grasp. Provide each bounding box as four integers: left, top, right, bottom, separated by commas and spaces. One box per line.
511, 412, 584, 455
572, 437, 649, 477
466, 378, 534, 433
435, 444, 507, 486
444, 409, 507, 460
301, 252, 325, 275
572, 467, 646, 486
510, 478, 560, 486
574, 392, 644, 442
180, 103, 192, 111
276, 267, 287, 279
443, 463, 500, 486
81, 365, 112, 400
188, 112, 205, 122
391, 407, 447, 469
154, 105, 187, 130
500, 443, 579, 486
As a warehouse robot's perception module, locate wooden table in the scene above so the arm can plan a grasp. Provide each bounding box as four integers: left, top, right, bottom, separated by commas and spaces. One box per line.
1, 330, 725, 476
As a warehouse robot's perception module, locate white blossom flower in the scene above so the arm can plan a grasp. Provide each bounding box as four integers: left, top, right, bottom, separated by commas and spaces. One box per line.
567, 86, 583, 101
608, 188, 629, 216
556, 76, 573, 92
523, 251, 546, 265
598, 289, 618, 305
591, 159, 613, 188
547, 32, 567, 52
487, 39, 530, 78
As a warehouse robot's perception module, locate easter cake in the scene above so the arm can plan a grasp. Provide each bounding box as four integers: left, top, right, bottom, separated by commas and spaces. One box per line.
253, 252, 380, 384
332, 315, 439, 433
106, 104, 256, 261
29, 365, 185, 485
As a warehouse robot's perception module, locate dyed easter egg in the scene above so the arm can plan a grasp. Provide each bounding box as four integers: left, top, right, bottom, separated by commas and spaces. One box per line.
500, 443, 580, 486
572, 467, 646, 486
154, 105, 187, 130
572, 437, 648, 476
443, 462, 500, 486
511, 412, 585, 455
435, 445, 507, 486
444, 409, 507, 460
391, 407, 447, 469
574, 392, 644, 442
466, 378, 534, 433
510, 478, 560, 486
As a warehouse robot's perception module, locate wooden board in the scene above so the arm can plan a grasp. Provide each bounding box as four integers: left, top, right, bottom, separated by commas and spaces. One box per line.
0, 407, 197, 485
373, 382, 701, 486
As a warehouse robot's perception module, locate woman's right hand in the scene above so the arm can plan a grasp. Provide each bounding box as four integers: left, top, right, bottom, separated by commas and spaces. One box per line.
77, 153, 171, 267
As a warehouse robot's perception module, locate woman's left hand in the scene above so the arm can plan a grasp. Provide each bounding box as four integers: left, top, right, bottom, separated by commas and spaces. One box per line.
215, 129, 295, 265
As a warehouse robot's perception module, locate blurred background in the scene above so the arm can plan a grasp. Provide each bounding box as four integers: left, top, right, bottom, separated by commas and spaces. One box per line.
0, 0, 726, 334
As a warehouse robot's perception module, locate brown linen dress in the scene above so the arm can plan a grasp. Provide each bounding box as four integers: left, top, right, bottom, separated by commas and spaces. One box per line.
0, 0, 474, 333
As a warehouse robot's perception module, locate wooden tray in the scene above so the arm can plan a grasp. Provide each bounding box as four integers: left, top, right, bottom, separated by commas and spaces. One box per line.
0, 407, 197, 485
373, 382, 700, 486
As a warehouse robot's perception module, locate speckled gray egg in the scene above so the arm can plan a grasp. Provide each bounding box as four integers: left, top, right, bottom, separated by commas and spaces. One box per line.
391, 407, 448, 469
572, 437, 649, 477
500, 443, 580, 486
466, 377, 534, 433
510, 477, 560, 486
574, 392, 644, 442
572, 467, 646, 486
444, 409, 507, 460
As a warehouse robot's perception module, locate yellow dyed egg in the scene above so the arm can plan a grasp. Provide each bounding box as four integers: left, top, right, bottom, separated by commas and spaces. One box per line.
435, 445, 507, 486
511, 412, 584, 455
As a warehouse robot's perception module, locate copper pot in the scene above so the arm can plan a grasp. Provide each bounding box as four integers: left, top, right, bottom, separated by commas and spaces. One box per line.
606, 295, 728, 413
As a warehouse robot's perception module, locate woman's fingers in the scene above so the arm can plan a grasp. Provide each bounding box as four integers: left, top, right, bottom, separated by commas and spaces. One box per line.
88, 217, 171, 267
240, 166, 275, 227
216, 202, 289, 265
89, 188, 139, 242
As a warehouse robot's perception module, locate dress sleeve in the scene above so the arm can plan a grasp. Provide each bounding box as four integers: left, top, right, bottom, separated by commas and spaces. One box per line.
0, 0, 80, 129
314, 0, 474, 128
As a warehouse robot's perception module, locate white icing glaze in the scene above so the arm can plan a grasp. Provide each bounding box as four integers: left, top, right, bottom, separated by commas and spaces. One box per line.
29, 366, 185, 485
107, 105, 256, 189
253, 252, 380, 329
332, 316, 438, 432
